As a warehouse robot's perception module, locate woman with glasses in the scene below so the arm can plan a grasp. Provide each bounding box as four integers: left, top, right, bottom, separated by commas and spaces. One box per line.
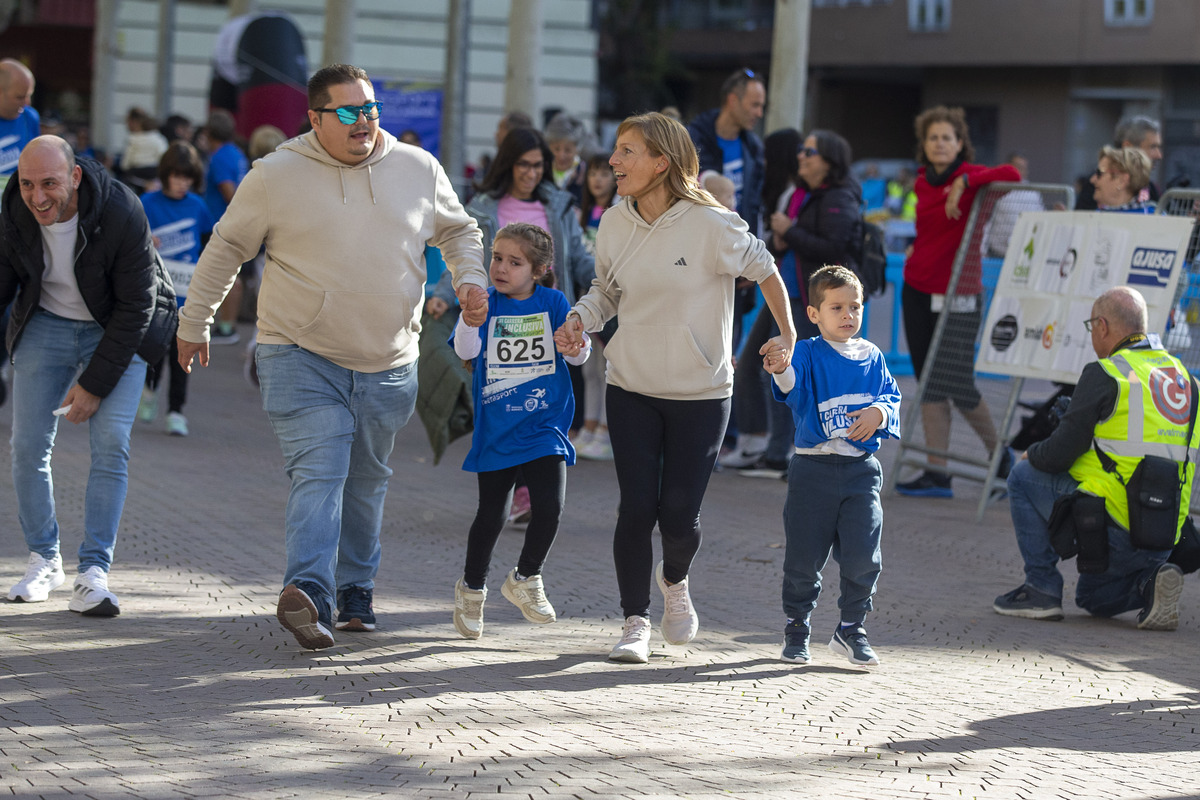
895, 106, 1021, 499
1090, 145, 1156, 214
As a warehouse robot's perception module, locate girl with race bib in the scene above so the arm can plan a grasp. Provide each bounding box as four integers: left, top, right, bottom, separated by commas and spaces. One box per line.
450, 222, 591, 639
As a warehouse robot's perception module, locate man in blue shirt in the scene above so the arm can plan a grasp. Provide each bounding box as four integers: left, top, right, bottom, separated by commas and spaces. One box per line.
202, 109, 248, 344
687, 68, 766, 236
0, 59, 38, 181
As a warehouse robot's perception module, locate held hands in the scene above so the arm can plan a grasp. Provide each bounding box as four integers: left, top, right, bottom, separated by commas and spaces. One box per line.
758, 334, 795, 375
945, 176, 967, 220
457, 285, 489, 328
845, 406, 885, 442
554, 314, 586, 357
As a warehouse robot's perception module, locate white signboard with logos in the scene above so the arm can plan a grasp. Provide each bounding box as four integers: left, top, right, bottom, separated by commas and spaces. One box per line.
977, 211, 1193, 384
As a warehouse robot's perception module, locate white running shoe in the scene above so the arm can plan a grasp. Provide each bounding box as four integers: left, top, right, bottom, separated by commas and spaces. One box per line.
609, 615, 652, 663
656, 561, 699, 645
165, 411, 189, 437
453, 579, 487, 639
577, 431, 614, 461
500, 570, 556, 623
8, 552, 66, 602
68, 566, 120, 616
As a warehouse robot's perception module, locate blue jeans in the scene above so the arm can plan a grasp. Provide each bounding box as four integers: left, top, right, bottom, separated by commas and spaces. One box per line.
256, 344, 417, 617
1007, 459, 1171, 616
11, 310, 146, 572
782, 453, 883, 627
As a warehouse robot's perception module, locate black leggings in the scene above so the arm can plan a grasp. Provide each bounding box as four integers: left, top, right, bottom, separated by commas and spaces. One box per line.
145, 336, 189, 413
607, 385, 730, 618
462, 455, 566, 589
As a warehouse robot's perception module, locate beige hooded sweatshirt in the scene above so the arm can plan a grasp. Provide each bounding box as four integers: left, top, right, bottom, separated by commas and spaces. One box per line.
178, 129, 486, 372
572, 198, 777, 401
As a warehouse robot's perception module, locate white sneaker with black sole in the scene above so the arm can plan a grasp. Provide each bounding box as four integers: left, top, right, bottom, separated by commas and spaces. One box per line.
68, 566, 120, 617
8, 551, 66, 602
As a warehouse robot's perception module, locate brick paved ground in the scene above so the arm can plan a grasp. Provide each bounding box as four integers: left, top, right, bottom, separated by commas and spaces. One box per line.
2, 327, 1197, 799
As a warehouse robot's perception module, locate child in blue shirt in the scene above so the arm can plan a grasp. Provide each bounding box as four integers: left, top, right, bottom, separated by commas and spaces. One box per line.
451, 222, 591, 639
138, 141, 214, 437
765, 265, 901, 666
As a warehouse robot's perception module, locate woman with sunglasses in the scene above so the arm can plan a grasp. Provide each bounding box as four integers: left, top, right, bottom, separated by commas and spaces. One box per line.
895, 106, 1021, 499
1090, 145, 1155, 214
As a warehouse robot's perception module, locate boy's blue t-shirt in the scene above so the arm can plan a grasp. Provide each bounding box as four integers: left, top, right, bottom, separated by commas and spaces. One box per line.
204, 142, 248, 222
141, 190, 215, 305
0, 107, 40, 177
453, 285, 576, 473
773, 336, 902, 454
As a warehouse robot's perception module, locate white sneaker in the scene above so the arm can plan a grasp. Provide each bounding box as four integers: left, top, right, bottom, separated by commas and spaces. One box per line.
453, 579, 487, 639
656, 561, 698, 645
609, 615, 652, 663
68, 566, 120, 616
165, 412, 189, 437
718, 446, 766, 469
137, 387, 157, 423
7, 551, 66, 602
500, 570, 556, 623
577, 431, 614, 461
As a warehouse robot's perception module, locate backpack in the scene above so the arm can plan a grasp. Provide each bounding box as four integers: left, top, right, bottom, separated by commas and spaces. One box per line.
855, 219, 888, 298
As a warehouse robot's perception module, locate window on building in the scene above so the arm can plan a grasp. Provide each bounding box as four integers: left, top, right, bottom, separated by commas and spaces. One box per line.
1105, 0, 1154, 26
908, 0, 949, 32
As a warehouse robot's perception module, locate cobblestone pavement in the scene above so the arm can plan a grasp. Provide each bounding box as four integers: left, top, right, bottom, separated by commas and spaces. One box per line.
2, 328, 1197, 799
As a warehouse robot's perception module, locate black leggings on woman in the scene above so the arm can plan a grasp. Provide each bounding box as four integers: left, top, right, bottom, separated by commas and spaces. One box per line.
607, 385, 730, 618
462, 455, 566, 589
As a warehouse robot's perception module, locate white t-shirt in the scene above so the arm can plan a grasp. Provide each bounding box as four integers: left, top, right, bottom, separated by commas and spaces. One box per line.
39, 215, 92, 321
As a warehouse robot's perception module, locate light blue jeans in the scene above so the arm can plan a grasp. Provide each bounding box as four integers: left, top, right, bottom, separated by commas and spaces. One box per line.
256, 344, 417, 617
11, 310, 146, 572
1006, 459, 1171, 616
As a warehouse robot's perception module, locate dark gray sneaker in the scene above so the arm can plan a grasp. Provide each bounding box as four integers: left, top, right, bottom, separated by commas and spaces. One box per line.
336, 585, 376, 631
1137, 563, 1184, 631
781, 620, 810, 664
993, 584, 1064, 621
277, 581, 334, 650
829, 624, 880, 666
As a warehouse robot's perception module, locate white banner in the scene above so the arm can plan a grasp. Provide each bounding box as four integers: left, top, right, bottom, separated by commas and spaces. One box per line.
977, 211, 1193, 384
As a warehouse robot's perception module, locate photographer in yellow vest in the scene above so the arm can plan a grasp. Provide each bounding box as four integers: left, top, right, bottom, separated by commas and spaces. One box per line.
995, 286, 1195, 630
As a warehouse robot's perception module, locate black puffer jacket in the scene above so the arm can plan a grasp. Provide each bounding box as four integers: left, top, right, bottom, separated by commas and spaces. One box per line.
0, 157, 176, 397
776, 180, 862, 304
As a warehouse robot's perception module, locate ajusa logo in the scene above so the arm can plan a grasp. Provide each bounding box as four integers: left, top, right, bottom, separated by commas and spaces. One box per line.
1149, 366, 1192, 426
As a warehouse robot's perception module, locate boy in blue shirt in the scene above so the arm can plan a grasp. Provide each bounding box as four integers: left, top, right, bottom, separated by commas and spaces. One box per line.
765, 265, 901, 666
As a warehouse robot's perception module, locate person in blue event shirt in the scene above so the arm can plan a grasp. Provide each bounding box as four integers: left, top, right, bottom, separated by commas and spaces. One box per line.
201, 109, 249, 344
0, 59, 38, 181
138, 141, 214, 437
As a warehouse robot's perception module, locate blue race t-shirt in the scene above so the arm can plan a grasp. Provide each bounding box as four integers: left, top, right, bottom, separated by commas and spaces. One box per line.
0, 107, 40, 178
141, 190, 215, 305
204, 141, 248, 222
453, 285, 576, 473
717, 135, 744, 211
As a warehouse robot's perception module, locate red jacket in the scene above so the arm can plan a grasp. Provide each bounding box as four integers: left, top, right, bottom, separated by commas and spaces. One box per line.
904, 161, 1020, 295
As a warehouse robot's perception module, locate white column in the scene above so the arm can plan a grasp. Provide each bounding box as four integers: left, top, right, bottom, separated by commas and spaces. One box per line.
323, 0, 356, 67
91, 0, 120, 154
766, 0, 811, 134
154, 0, 176, 118
441, 0, 471, 195
504, 0, 541, 119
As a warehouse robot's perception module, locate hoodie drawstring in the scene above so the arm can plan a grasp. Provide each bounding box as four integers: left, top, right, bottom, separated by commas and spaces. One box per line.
338, 168, 347, 204
367, 164, 377, 204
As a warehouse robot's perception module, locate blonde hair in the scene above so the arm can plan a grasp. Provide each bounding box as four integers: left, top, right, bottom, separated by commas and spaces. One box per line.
615, 112, 725, 211
1099, 145, 1151, 194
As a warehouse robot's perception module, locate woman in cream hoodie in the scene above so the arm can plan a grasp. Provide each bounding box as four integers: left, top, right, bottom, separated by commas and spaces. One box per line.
555, 112, 797, 664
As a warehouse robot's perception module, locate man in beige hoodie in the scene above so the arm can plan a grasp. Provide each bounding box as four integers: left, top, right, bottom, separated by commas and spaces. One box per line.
177, 63, 488, 650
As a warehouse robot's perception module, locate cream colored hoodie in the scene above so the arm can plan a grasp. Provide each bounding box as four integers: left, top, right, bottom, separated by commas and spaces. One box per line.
572, 198, 777, 400
178, 129, 486, 372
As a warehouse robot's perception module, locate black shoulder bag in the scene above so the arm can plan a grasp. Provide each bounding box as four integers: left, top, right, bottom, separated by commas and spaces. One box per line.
1093, 375, 1198, 551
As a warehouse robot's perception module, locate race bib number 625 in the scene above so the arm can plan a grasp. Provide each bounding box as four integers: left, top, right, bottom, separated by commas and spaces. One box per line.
486, 312, 555, 380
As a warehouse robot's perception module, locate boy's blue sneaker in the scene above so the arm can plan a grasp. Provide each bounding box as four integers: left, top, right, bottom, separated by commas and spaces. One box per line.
780, 620, 810, 664
895, 471, 952, 498
992, 584, 1064, 621
829, 624, 880, 666
336, 585, 376, 631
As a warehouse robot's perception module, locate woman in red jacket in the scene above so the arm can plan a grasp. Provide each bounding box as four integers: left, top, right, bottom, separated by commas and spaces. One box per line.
896, 106, 1020, 498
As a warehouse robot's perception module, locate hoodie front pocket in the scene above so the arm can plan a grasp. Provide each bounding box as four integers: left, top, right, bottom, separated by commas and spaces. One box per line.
295, 291, 417, 366
605, 322, 714, 396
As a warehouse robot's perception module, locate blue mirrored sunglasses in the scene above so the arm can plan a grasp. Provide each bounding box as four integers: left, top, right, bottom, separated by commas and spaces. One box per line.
314, 102, 382, 125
